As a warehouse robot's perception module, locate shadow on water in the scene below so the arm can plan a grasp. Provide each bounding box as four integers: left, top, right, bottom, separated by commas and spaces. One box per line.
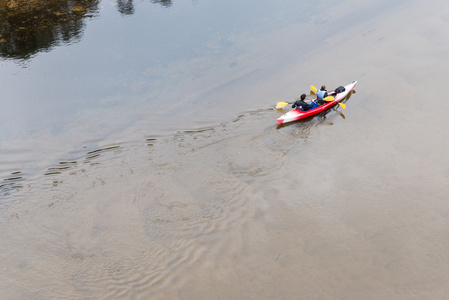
275, 105, 343, 130
0, 0, 176, 60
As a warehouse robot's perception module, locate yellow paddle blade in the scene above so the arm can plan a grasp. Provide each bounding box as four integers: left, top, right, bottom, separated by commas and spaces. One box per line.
310, 85, 318, 92
276, 101, 289, 108
322, 96, 335, 101
338, 102, 346, 109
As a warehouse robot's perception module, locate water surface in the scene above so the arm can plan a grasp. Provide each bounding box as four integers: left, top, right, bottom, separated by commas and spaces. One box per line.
2, 0, 449, 298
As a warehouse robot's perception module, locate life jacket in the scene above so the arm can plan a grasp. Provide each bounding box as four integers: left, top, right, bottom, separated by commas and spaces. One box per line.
317, 90, 327, 99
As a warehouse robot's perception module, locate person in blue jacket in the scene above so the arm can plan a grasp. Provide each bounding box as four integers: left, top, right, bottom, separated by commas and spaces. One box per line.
292, 94, 314, 111
316, 85, 328, 105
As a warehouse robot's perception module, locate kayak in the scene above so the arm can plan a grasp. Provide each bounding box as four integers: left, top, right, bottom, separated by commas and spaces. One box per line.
277, 80, 357, 125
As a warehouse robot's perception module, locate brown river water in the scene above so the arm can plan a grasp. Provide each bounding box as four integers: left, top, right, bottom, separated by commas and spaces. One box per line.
1, 0, 449, 299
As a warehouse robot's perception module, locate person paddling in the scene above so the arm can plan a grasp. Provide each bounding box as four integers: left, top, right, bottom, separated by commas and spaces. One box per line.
292, 94, 314, 111
316, 85, 328, 105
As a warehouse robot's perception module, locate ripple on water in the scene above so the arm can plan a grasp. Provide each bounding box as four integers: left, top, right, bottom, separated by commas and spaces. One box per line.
0, 108, 300, 298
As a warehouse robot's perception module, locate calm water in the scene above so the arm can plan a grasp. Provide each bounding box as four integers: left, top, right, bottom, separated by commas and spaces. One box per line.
2, 0, 449, 298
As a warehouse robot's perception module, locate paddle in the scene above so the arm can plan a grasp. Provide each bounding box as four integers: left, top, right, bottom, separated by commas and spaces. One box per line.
276, 96, 334, 109
276, 86, 318, 108
314, 85, 347, 109
276, 85, 346, 109
322, 96, 346, 109
276, 99, 318, 109
275, 101, 290, 108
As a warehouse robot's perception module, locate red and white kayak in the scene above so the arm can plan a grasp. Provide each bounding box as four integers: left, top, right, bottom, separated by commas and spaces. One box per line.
277, 80, 357, 125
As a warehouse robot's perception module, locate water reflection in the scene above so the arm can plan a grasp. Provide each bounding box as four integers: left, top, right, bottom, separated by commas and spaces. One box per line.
117, 0, 172, 16
117, 0, 134, 16
0, 0, 178, 59
0, 0, 100, 60
151, 0, 172, 8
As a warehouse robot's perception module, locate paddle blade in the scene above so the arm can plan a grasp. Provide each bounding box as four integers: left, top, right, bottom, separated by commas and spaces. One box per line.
338, 102, 346, 109
276, 101, 289, 108
322, 96, 335, 101
310, 85, 318, 92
